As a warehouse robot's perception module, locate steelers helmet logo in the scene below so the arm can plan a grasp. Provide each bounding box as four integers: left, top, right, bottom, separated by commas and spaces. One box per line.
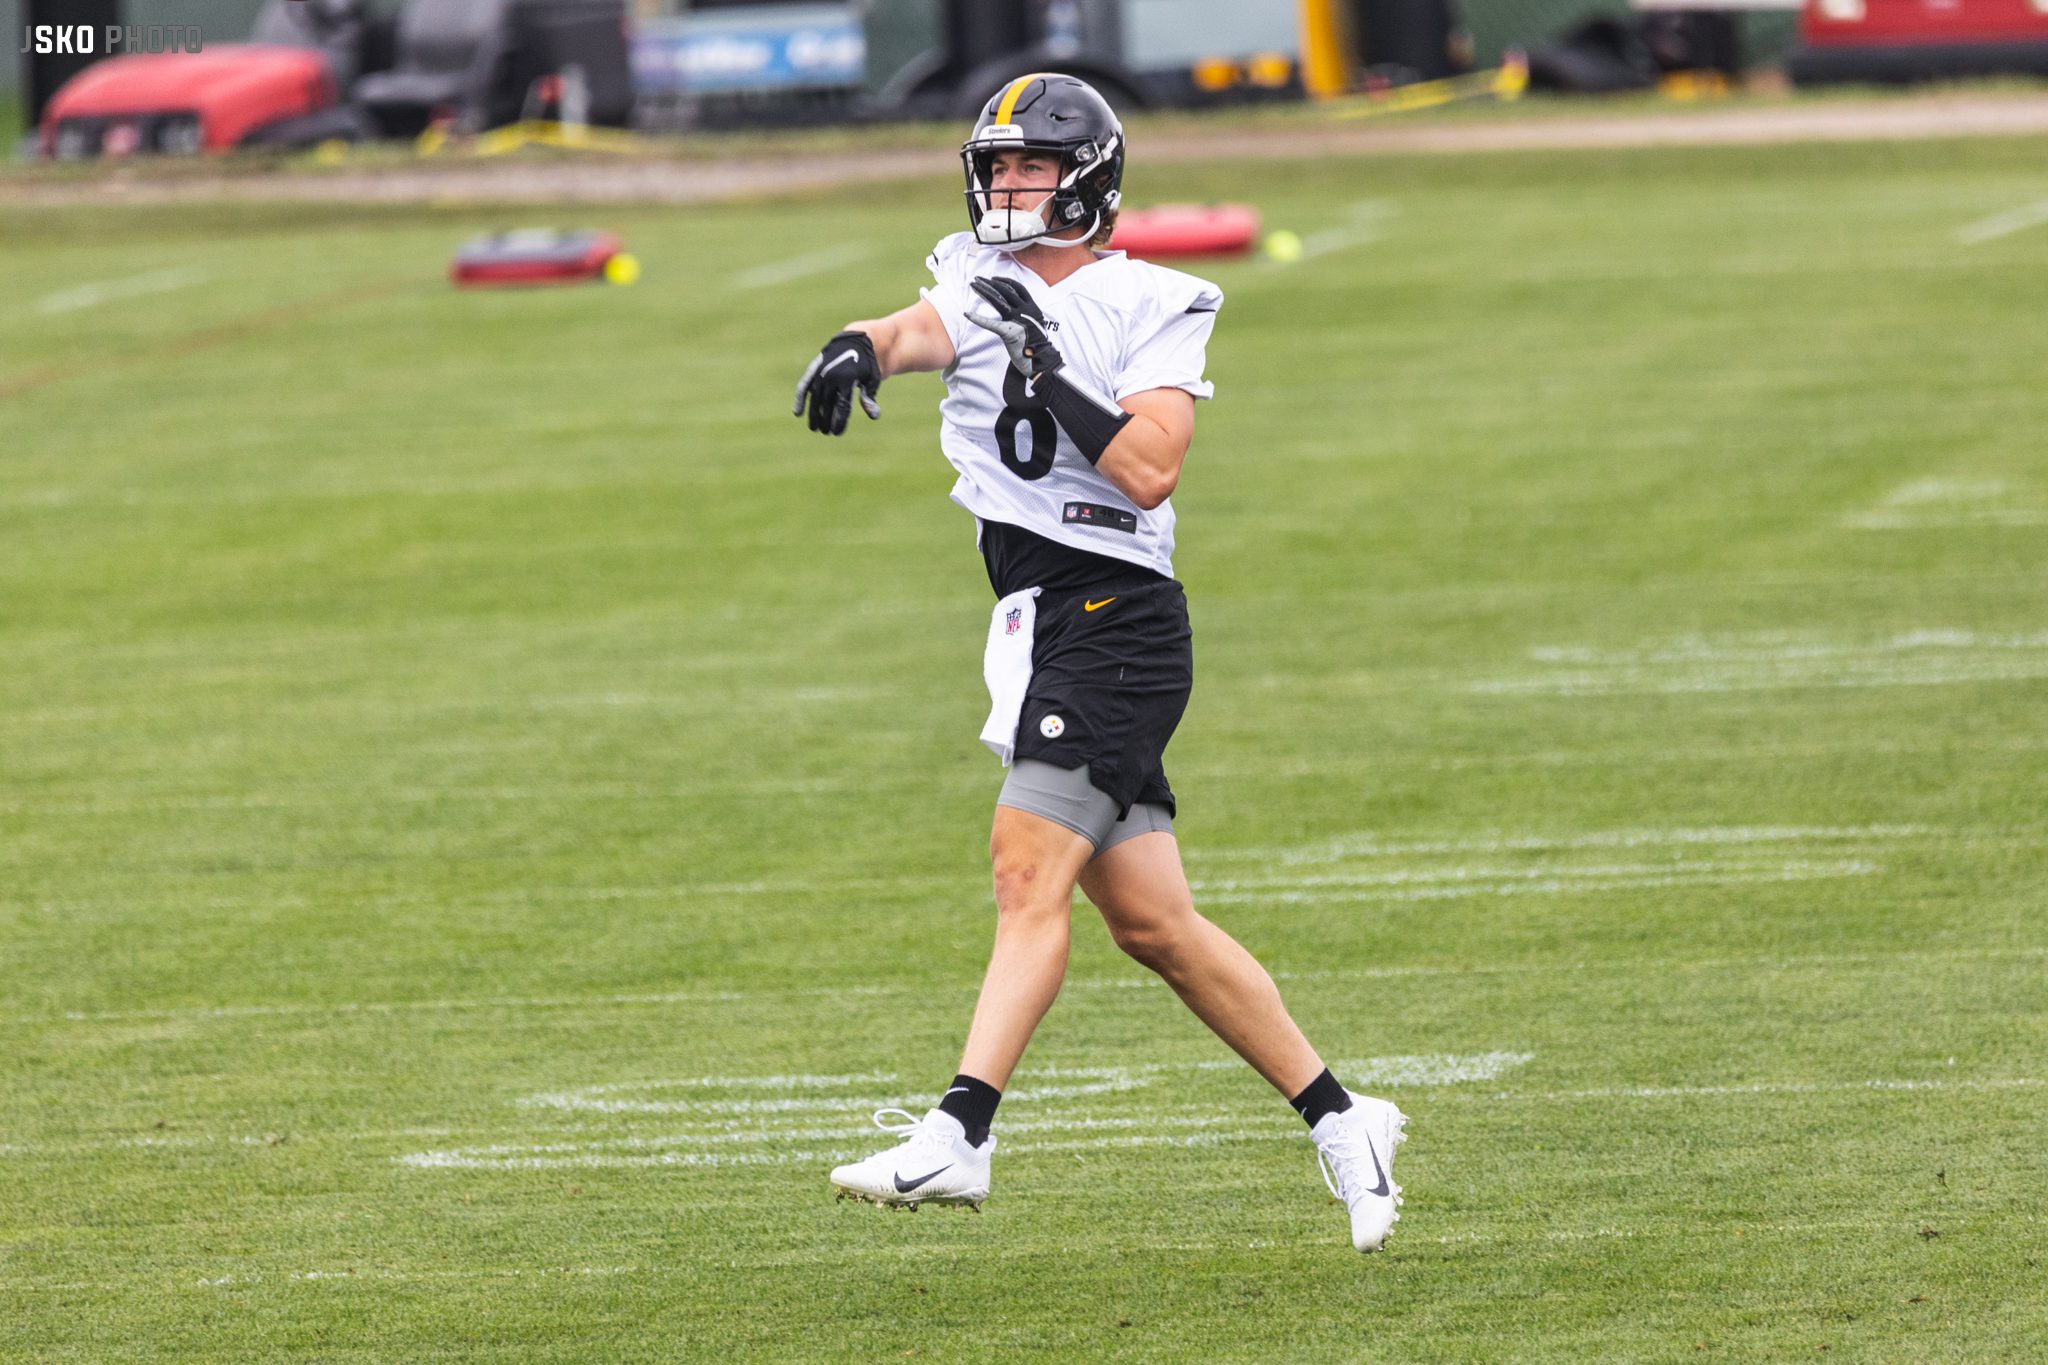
1039, 714, 1066, 739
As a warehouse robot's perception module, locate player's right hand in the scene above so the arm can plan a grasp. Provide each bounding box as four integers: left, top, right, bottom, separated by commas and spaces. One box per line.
792, 331, 882, 435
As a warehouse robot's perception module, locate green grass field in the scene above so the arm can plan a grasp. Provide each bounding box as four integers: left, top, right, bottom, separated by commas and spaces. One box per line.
4, 136, 2046, 1361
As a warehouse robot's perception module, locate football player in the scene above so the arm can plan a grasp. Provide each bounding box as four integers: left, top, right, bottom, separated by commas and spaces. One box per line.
792, 73, 1406, 1252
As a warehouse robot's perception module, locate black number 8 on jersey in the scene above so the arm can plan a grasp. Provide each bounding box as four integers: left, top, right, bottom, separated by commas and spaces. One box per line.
996, 366, 1057, 480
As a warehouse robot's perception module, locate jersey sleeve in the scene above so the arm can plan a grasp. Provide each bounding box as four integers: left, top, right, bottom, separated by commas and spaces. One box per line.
1115, 276, 1223, 402
919, 232, 982, 359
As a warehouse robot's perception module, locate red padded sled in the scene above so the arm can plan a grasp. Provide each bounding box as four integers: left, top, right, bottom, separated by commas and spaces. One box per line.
1107, 204, 1261, 260
451, 229, 624, 287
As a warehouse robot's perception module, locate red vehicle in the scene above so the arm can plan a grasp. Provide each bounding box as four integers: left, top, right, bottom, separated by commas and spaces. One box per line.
38, 0, 385, 158
41, 47, 340, 158
37, 0, 634, 159
1788, 0, 2048, 82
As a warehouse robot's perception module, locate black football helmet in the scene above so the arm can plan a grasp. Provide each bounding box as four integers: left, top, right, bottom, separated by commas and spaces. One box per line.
960, 72, 1124, 251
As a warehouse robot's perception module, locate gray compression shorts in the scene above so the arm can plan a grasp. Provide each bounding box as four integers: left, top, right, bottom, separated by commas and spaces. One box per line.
996, 759, 1175, 855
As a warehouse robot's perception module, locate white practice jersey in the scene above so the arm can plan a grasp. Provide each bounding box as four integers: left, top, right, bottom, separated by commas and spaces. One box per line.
919, 231, 1222, 580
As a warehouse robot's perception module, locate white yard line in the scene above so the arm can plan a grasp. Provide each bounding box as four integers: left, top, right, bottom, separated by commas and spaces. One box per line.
517, 1053, 1532, 1116
0, 1055, 1532, 1157
1196, 857, 1750, 891
1253, 200, 1393, 269
520, 1077, 1146, 1116
21, 944, 2042, 1028
1468, 631, 2048, 696
1199, 860, 1878, 906
1298, 201, 1394, 260
34, 267, 206, 315
731, 244, 871, 291
1956, 198, 2048, 244
1202, 823, 1929, 866
1471, 659, 2048, 696
1846, 509, 2048, 530
1525, 630, 2048, 663
394, 1075, 2040, 1170
1842, 477, 2045, 529
7, 1067, 2030, 1165
155, 1211, 2031, 1290
1193, 855, 1864, 891
1518, 1076, 2042, 1102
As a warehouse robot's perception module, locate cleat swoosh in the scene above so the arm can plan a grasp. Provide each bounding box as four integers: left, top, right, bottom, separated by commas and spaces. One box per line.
1361, 1135, 1391, 1197
893, 1163, 953, 1193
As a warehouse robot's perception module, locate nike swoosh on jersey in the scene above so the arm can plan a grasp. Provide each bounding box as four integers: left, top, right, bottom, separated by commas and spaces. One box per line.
894, 1164, 953, 1193
1084, 597, 1116, 612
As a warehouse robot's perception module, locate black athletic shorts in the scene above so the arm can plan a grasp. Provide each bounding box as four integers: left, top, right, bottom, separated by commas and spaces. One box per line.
1010, 578, 1194, 818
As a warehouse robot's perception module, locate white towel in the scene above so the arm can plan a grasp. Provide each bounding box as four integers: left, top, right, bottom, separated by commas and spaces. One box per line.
979, 586, 1043, 765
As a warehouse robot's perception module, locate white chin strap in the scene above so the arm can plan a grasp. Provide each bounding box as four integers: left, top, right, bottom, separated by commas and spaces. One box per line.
974, 207, 1099, 253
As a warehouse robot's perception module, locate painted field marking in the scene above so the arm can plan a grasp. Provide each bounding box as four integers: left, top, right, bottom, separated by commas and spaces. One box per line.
1254, 199, 1394, 270
1514, 1076, 2042, 1102
516, 1053, 1534, 1117
1, 828, 1936, 925
161, 1211, 2034, 1290
516, 1077, 1146, 1118
1845, 477, 2045, 530
1298, 200, 1394, 259
407, 1053, 1533, 1171
1850, 509, 2048, 530
395, 1075, 2039, 1171
0, 1056, 1536, 1159
732, 244, 871, 291
1202, 823, 1928, 866
22, 944, 2045, 1029
1469, 630, 2048, 696
35, 267, 207, 315
1957, 198, 2048, 244
1199, 860, 1877, 906
1196, 856, 1815, 889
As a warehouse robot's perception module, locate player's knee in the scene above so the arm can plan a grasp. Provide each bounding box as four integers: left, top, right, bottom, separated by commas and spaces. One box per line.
1107, 912, 1186, 973
990, 853, 1064, 920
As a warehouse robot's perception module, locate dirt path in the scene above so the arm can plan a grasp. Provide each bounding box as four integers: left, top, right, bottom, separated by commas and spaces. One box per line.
13, 92, 2048, 207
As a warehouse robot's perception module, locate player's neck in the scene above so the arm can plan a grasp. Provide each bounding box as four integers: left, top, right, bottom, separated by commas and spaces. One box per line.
1013, 236, 1100, 288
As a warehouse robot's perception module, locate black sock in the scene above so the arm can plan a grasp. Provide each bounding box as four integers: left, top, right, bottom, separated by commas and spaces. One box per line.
937, 1073, 1001, 1147
1289, 1068, 1353, 1129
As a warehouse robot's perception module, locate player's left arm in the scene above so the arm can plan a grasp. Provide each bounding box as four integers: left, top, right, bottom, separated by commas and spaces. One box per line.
1095, 388, 1195, 511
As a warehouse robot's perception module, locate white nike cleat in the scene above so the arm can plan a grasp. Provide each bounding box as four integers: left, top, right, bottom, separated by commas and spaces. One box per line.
1311, 1092, 1408, 1252
830, 1107, 993, 1211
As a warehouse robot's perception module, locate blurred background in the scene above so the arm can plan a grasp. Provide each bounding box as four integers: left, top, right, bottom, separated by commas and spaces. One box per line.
26, 0, 2029, 157
7, 1, 2048, 1360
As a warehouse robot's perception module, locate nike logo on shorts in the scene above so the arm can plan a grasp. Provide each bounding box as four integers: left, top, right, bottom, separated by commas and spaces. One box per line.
1084, 597, 1116, 612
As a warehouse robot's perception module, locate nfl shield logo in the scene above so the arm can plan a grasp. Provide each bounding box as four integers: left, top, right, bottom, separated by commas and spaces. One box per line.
1005, 607, 1023, 636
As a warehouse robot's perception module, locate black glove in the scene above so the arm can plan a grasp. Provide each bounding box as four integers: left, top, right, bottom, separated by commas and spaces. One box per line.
969, 275, 1132, 465
967, 277, 1064, 380
792, 330, 882, 435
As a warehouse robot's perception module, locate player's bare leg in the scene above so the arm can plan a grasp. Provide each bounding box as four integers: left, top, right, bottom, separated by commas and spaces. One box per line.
955, 805, 1098, 1087
1077, 831, 1323, 1095
828, 805, 1093, 1209
1080, 830, 1410, 1251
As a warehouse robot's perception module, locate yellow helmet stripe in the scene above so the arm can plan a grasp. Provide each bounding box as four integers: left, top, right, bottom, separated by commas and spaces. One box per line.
994, 72, 1048, 126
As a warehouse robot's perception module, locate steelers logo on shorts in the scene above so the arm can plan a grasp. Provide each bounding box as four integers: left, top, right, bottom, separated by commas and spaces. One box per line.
1039, 714, 1066, 739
